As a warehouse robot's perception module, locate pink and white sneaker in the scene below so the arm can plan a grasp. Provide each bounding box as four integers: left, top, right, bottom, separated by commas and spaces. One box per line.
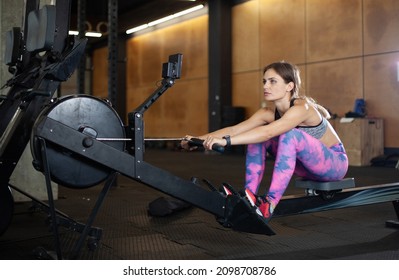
245, 189, 273, 220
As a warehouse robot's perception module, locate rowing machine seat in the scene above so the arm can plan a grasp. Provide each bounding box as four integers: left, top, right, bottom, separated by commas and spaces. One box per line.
296, 177, 355, 191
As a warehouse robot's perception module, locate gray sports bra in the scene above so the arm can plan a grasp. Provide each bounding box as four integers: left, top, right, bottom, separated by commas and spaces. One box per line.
274, 99, 328, 139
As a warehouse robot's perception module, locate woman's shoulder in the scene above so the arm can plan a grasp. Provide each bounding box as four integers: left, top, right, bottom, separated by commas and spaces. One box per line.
285, 99, 320, 125
293, 97, 331, 119
291, 97, 309, 106
290, 98, 313, 113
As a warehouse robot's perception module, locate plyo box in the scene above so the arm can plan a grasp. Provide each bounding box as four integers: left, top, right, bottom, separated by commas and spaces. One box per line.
330, 118, 384, 166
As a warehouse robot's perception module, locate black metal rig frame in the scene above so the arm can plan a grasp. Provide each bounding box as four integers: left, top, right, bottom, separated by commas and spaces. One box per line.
0, 0, 87, 237
1, 0, 398, 260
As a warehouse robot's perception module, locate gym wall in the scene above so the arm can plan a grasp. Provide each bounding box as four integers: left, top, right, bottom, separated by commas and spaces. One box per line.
91, 0, 399, 148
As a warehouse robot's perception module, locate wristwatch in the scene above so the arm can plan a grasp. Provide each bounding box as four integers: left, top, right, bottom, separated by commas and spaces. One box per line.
222, 135, 231, 147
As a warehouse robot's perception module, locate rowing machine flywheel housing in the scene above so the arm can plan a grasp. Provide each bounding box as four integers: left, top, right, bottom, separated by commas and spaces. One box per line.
31, 95, 126, 189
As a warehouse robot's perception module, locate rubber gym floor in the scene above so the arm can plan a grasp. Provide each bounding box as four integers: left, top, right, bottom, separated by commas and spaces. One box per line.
1, 146, 399, 260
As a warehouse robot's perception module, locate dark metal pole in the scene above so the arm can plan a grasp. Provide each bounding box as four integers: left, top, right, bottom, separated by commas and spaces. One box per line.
77, 0, 86, 94
108, 0, 118, 108
208, 0, 232, 132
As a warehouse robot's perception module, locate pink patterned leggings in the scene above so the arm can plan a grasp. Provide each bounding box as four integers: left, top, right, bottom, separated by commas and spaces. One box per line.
245, 128, 348, 209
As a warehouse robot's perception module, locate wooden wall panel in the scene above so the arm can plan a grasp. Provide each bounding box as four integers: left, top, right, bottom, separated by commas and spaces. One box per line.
363, 0, 399, 55
259, 0, 306, 65
232, 71, 263, 117
232, 0, 260, 72
306, 0, 362, 62
364, 53, 399, 148
164, 79, 208, 137
127, 79, 208, 137
92, 47, 109, 99
127, 15, 208, 89
162, 17, 208, 80
306, 58, 363, 117
126, 15, 208, 137
127, 35, 167, 87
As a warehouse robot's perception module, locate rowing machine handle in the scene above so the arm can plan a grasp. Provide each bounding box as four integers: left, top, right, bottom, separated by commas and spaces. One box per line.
188, 138, 225, 153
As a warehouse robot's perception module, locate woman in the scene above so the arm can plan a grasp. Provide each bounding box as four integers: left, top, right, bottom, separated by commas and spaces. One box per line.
181, 61, 348, 221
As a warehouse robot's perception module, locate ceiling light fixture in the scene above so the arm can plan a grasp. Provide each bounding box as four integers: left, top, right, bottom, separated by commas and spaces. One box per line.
126, 4, 204, 35
68, 30, 102, 38
148, 14, 176, 27
85, 31, 102, 38
125, 24, 149, 34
